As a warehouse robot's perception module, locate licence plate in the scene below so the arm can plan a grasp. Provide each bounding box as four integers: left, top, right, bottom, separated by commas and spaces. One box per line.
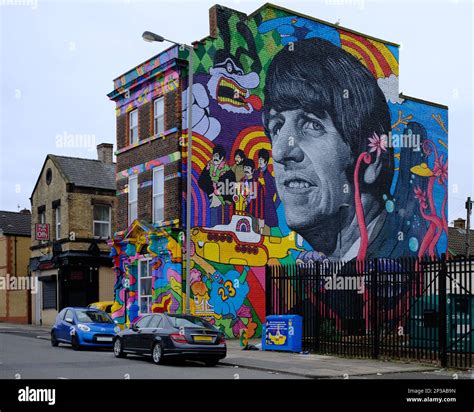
193, 335, 213, 342
96, 336, 113, 342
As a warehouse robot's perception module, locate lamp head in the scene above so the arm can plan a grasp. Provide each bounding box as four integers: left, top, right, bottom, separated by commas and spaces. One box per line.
142, 31, 165, 43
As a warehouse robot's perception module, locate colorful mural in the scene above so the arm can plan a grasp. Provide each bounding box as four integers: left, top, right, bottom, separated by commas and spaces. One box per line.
109, 5, 448, 337
109, 221, 183, 326
179, 5, 448, 338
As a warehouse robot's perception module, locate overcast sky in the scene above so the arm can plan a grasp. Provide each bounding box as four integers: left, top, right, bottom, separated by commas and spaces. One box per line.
0, 0, 472, 223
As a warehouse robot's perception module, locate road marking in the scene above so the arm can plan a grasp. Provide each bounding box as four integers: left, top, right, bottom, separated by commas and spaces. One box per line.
57, 377, 68, 379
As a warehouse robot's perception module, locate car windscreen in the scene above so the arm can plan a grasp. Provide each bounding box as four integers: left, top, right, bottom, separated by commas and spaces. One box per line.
76, 310, 113, 324
167, 316, 214, 329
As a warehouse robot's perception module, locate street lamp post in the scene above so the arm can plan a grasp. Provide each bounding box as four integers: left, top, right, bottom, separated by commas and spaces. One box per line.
143, 31, 193, 315
338, 204, 350, 261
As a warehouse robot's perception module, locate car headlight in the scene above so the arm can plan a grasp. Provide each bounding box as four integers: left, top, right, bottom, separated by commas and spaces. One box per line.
114, 326, 121, 333
77, 324, 90, 332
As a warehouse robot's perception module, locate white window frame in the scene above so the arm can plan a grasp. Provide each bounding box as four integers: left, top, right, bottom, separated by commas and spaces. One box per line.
93, 205, 111, 239
55, 207, 61, 240
152, 166, 164, 224
154, 97, 164, 136
129, 109, 139, 144
138, 258, 153, 315
128, 175, 138, 225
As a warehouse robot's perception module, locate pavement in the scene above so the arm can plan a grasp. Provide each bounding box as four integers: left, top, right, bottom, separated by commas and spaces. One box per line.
1, 322, 472, 379
223, 339, 460, 379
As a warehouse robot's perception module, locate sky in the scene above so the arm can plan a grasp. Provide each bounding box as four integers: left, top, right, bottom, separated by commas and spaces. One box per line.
0, 0, 472, 223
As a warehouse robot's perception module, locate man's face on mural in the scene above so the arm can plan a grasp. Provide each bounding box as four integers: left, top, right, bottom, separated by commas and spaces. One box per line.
267, 108, 353, 232
235, 154, 243, 165
212, 153, 223, 166
243, 165, 253, 178
258, 157, 267, 169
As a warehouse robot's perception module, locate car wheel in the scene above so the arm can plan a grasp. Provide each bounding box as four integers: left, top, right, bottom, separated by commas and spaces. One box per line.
204, 358, 220, 367
151, 342, 164, 365
113, 338, 127, 358
71, 335, 82, 351
51, 332, 59, 347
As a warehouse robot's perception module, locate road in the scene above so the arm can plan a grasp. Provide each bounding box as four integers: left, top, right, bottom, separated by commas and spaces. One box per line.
0, 329, 303, 380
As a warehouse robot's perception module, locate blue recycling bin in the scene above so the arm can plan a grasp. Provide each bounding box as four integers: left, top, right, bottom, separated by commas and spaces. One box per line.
262, 315, 302, 352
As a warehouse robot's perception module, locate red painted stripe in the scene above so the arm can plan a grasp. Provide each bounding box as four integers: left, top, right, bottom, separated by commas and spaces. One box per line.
192, 176, 207, 226
344, 31, 392, 77
341, 38, 377, 77
246, 269, 265, 322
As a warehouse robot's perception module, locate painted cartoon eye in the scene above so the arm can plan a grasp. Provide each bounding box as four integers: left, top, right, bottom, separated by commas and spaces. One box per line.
226, 62, 233, 73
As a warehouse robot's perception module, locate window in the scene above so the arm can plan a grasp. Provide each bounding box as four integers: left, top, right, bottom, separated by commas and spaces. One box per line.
64, 309, 74, 322
148, 315, 163, 329
129, 109, 138, 144
135, 315, 151, 328
138, 259, 153, 314
152, 166, 164, 223
166, 315, 215, 329
39, 210, 46, 244
76, 309, 113, 324
154, 97, 164, 136
46, 168, 52, 185
55, 207, 61, 240
93, 205, 111, 238
128, 175, 138, 225
42, 279, 57, 310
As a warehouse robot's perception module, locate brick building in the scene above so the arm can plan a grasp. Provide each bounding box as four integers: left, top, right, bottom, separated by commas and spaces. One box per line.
0, 209, 32, 324
107, 45, 184, 325
448, 218, 474, 257
30, 144, 117, 325
108, 4, 448, 338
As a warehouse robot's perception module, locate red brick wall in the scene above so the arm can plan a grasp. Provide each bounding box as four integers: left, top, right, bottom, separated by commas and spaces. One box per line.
115, 81, 182, 232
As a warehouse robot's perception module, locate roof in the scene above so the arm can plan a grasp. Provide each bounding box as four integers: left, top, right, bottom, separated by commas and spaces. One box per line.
250, 3, 400, 47
49, 155, 116, 191
399, 93, 448, 110
0, 211, 31, 236
448, 226, 474, 256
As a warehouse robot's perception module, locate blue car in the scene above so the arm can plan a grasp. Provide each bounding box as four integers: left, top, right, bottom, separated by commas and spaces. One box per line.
51, 307, 120, 350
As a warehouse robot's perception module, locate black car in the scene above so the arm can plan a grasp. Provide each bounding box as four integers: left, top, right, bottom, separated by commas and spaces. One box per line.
113, 313, 226, 366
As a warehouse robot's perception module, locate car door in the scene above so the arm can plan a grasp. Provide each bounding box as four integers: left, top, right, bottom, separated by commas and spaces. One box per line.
54, 309, 66, 341
136, 315, 164, 354
60, 309, 75, 343
125, 316, 151, 352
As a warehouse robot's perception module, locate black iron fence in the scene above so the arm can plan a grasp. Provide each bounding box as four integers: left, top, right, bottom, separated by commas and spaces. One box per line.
265, 255, 473, 368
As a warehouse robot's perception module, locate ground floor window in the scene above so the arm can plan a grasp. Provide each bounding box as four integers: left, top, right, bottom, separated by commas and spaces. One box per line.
138, 259, 153, 314
42, 279, 57, 310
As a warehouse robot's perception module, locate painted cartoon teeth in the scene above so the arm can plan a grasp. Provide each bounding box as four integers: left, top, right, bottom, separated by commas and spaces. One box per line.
219, 78, 246, 95
217, 96, 246, 107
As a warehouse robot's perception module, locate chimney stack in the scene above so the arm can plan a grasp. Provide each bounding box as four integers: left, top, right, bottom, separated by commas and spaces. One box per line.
97, 143, 114, 165
454, 218, 466, 230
